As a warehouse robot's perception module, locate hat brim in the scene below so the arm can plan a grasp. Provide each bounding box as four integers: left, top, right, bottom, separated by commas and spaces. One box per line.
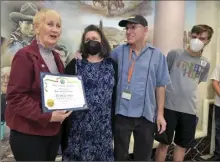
9, 12, 34, 23
118, 20, 139, 27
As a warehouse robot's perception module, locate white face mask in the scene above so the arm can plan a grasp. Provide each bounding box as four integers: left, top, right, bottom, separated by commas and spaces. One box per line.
189, 38, 204, 53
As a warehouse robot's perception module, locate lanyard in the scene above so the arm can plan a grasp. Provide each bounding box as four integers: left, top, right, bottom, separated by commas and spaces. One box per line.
128, 48, 136, 83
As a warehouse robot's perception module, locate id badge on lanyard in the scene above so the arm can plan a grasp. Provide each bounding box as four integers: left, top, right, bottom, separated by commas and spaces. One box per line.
122, 48, 135, 100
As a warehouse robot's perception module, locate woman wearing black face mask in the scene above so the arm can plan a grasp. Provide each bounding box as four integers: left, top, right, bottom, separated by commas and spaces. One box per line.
61, 25, 118, 161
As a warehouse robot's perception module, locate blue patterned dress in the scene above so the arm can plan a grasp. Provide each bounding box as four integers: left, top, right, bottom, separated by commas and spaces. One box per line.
62, 58, 115, 161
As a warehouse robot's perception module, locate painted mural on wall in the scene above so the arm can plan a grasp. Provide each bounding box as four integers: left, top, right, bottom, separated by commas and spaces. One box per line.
1, 1, 196, 92
0, 0, 154, 96
0, 1, 153, 65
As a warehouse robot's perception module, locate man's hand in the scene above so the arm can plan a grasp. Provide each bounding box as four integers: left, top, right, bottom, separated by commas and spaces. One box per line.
155, 86, 166, 134
157, 114, 166, 134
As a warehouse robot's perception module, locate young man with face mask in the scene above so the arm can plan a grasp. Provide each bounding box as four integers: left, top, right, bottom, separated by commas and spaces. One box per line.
111, 15, 171, 161
155, 24, 214, 161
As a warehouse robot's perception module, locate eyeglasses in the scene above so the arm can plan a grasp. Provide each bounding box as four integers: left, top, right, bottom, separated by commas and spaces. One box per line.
124, 25, 143, 31
1, 75, 10, 81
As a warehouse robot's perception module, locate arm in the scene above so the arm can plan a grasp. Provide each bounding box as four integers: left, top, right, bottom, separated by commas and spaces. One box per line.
210, 64, 220, 96
166, 50, 178, 72
156, 87, 166, 116
156, 53, 171, 115
65, 58, 76, 75
111, 45, 123, 62
213, 80, 220, 96
6, 51, 52, 127
110, 49, 118, 62
156, 52, 171, 133
156, 50, 175, 114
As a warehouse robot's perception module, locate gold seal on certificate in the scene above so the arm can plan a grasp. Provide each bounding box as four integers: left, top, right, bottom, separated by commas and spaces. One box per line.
47, 99, 55, 107
40, 72, 88, 112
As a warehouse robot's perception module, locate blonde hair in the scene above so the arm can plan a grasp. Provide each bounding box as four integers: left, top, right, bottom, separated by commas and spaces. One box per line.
33, 8, 61, 35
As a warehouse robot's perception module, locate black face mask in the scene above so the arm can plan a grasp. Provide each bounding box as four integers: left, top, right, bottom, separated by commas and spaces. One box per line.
84, 40, 102, 55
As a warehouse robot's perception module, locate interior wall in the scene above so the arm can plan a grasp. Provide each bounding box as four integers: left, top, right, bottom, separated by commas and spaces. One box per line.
216, 8, 220, 64
195, 1, 220, 130
153, 1, 185, 55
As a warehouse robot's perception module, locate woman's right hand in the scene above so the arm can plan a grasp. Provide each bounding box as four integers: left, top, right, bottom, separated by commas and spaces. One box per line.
50, 110, 72, 123
74, 51, 82, 60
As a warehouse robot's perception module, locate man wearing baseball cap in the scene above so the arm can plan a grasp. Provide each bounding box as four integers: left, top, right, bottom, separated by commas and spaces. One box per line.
112, 15, 170, 160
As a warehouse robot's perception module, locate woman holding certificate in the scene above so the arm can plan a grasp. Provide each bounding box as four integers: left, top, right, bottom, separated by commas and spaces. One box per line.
5, 9, 71, 161
62, 25, 117, 161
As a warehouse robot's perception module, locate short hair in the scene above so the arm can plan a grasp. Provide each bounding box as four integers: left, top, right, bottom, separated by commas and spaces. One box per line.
33, 8, 61, 35
79, 25, 111, 59
191, 24, 214, 40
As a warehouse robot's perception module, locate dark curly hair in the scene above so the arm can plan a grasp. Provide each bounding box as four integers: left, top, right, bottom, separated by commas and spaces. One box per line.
79, 25, 111, 59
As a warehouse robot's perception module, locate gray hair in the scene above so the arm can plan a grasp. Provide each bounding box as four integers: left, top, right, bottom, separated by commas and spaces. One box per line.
1, 67, 11, 76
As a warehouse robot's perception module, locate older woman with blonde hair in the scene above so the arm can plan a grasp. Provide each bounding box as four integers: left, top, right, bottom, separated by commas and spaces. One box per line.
5, 8, 71, 161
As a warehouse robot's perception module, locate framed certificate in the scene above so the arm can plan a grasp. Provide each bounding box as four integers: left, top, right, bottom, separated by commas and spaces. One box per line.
40, 72, 88, 112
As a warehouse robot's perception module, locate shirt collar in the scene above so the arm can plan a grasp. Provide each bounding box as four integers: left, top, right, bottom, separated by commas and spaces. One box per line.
127, 42, 155, 54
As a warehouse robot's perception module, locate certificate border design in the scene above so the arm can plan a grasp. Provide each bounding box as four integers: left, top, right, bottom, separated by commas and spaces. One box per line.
40, 72, 88, 112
